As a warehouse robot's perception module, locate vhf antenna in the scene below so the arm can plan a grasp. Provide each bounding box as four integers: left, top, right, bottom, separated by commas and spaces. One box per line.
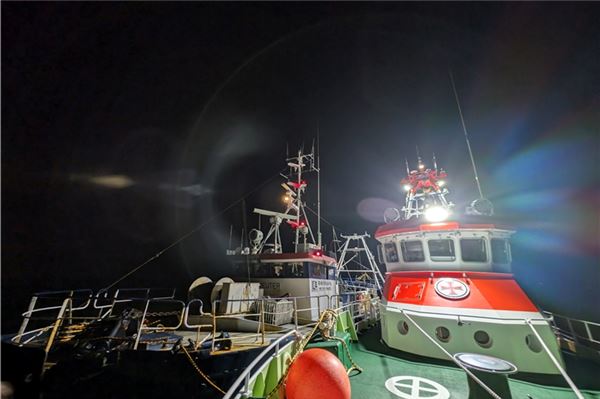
449, 71, 485, 199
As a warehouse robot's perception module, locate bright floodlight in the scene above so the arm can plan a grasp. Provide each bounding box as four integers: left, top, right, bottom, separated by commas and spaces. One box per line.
403, 184, 412, 191
425, 206, 449, 222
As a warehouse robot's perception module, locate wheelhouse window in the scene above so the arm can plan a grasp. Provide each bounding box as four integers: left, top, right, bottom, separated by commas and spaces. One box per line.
327, 266, 335, 280
309, 263, 325, 279
377, 244, 385, 264
428, 239, 456, 262
284, 263, 306, 277
460, 238, 487, 262
384, 242, 399, 263
491, 238, 511, 264
401, 240, 425, 262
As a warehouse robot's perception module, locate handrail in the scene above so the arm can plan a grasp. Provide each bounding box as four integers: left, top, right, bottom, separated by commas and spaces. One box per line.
542, 310, 600, 346
183, 299, 214, 350
223, 330, 298, 399
183, 299, 209, 328
387, 303, 548, 323
223, 297, 379, 399
15, 290, 94, 344
20, 292, 93, 318
27, 289, 94, 298
211, 298, 265, 351
133, 299, 186, 350
94, 288, 176, 319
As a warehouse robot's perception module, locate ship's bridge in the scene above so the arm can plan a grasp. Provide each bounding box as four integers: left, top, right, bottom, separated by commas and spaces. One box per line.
375, 218, 514, 273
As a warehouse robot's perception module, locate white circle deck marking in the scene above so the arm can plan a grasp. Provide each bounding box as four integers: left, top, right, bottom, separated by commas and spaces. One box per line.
385, 376, 450, 399
434, 278, 469, 300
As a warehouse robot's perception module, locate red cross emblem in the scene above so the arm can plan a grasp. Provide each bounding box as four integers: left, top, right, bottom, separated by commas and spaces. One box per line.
434, 278, 469, 299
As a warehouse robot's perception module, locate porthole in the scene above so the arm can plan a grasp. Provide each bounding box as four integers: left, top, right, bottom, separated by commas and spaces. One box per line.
398, 320, 409, 335
525, 334, 543, 353
435, 326, 451, 342
474, 330, 493, 348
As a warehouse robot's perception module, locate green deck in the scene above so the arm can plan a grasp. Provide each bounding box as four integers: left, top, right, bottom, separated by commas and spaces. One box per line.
348, 326, 600, 399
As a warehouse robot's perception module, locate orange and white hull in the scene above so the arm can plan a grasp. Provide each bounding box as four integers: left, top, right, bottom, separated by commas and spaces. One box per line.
380, 271, 563, 374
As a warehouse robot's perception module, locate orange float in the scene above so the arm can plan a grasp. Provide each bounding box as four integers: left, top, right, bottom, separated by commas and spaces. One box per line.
285, 348, 351, 399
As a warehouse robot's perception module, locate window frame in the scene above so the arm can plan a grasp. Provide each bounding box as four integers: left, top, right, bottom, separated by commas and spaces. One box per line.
491, 238, 511, 264
459, 238, 488, 263
427, 239, 456, 262
383, 242, 399, 263
400, 240, 425, 263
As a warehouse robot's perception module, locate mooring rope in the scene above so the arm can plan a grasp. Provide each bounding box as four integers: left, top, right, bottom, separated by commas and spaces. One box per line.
525, 319, 584, 399
401, 310, 502, 399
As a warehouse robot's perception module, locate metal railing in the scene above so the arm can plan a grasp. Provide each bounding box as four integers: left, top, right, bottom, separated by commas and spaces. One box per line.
289, 295, 330, 329
542, 311, 600, 351
13, 288, 177, 345
183, 299, 214, 349
331, 291, 379, 331
223, 294, 380, 399
133, 299, 186, 350
12, 287, 380, 361
14, 289, 94, 344
223, 330, 299, 399
211, 298, 266, 352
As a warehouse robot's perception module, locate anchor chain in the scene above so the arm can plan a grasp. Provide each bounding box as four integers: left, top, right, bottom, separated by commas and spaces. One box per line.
181, 344, 226, 395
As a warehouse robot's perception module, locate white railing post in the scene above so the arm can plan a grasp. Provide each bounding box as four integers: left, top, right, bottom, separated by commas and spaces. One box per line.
15, 296, 38, 343
133, 300, 150, 350
293, 297, 298, 330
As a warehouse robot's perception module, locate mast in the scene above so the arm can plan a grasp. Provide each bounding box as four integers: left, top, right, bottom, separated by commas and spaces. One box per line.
294, 149, 302, 251
317, 128, 322, 249
251, 145, 319, 254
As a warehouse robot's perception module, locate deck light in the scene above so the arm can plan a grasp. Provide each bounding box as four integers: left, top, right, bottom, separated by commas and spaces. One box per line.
425, 206, 449, 222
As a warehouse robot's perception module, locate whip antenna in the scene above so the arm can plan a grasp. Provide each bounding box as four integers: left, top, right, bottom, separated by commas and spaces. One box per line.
449, 71, 484, 199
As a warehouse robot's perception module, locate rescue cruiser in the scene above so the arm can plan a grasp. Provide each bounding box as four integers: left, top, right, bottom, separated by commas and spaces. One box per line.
375, 156, 562, 375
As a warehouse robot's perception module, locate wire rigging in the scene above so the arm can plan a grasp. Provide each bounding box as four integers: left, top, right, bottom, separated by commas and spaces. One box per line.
304, 204, 348, 236
449, 70, 485, 199
103, 168, 287, 291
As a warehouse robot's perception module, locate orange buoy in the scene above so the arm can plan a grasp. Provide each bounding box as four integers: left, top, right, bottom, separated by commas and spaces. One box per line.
285, 348, 351, 399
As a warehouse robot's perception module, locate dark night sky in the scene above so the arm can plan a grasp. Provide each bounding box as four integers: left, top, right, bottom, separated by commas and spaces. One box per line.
2, 3, 599, 331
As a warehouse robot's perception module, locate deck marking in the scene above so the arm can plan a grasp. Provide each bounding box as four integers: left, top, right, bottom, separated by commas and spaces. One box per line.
385, 376, 450, 399
434, 278, 469, 299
